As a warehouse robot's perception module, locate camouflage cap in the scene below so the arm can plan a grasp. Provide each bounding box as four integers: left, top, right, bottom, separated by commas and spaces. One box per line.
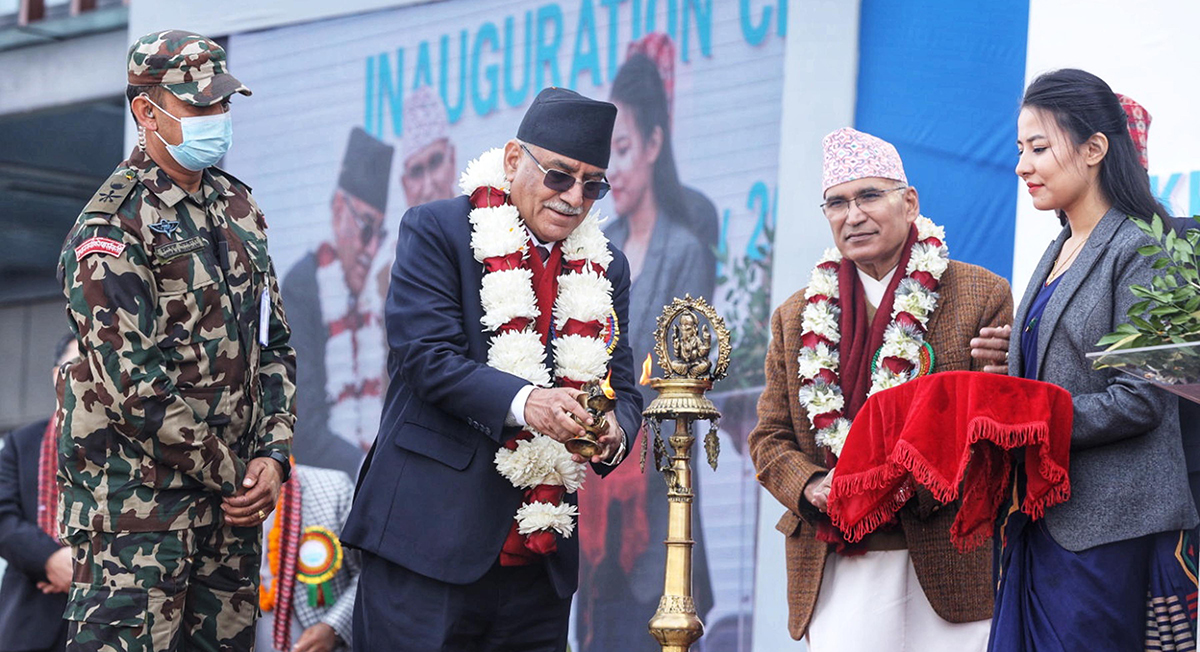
127, 30, 251, 107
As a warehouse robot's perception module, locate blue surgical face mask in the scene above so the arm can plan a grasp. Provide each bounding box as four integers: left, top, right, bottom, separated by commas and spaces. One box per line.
144, 95, 233, 171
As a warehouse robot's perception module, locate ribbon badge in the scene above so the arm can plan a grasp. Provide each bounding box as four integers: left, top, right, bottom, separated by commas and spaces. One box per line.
602, 308, 620, 355
870, 341, 936, 379
295, 526, 344, 607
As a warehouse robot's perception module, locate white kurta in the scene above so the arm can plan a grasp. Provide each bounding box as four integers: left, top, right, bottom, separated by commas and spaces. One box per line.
807, 550, 991, 652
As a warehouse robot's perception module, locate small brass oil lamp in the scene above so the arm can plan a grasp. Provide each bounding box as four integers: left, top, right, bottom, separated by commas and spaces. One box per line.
565, 374, 616, 458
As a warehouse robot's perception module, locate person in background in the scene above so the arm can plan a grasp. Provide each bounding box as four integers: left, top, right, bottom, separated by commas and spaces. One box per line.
576, 45, 717, 652
748, 128, 1010, 651
984, 68, 1197, 651
284, 128, 394, 478
0, 335, 77, 652
258, 464, 360, 652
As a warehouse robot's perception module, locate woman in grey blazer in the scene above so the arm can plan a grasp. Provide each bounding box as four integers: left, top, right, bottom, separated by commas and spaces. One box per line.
988, 69, 1198, 652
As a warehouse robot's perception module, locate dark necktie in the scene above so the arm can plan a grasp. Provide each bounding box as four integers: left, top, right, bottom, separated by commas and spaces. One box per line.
535, 245, 549, 263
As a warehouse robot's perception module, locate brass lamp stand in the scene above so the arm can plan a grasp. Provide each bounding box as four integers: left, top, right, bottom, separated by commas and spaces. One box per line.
641, 295, 730, 652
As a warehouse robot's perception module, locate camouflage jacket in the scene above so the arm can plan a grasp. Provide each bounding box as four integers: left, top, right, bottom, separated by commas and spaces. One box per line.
57, 147, 297, 533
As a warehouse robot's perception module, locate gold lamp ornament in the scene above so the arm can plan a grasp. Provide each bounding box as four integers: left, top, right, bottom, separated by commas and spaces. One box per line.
640, 295, 731, 652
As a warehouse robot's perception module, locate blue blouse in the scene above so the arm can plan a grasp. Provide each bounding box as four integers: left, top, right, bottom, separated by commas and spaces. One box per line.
1020, 275, 1062, 380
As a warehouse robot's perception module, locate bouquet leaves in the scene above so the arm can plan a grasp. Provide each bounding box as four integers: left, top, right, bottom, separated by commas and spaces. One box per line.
1096, 214, 1200, 352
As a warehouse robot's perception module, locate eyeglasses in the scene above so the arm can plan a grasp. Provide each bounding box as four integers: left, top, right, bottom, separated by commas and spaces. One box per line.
403, 150, 446, 180
819, 186, 908, 219
343, 196, 386, 246
520, 143, 610, 200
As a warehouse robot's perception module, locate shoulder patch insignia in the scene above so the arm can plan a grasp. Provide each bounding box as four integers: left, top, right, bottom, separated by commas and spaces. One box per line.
155, 236, 205, 263
75, 237, 126, 261
82, 170, 137, 215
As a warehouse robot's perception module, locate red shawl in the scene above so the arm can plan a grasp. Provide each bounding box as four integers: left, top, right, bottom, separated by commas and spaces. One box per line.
815, 226, 918, 551
838, 226, 918, 421
827, 371, 1073, 552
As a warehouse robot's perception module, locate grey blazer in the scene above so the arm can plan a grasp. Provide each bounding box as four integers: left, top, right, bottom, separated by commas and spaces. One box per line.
1010, 208, 1198, 551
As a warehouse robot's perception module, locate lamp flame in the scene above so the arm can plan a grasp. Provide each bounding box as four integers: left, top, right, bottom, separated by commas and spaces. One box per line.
600, 370, 616, 399
639, 353, 653, 386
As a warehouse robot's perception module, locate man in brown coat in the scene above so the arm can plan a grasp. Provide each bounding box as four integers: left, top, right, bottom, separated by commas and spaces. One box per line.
748, 128, 1011, 650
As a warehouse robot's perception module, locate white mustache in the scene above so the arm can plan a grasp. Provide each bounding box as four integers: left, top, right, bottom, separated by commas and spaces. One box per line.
543, 199, 583, 216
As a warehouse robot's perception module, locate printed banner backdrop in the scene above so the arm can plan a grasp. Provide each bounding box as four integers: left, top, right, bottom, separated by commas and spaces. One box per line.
225, 1, 787, 649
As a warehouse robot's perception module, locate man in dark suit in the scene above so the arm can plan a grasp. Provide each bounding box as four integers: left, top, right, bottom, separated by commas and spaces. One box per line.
342, 88, 643, 651
0, 335, 77, 652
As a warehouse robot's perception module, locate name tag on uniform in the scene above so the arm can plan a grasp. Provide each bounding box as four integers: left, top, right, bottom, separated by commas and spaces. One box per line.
155, 236, 205, 263
259, 288, 270, 346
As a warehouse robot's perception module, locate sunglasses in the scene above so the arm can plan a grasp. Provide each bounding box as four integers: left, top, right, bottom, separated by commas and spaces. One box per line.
520, 143, 610, 201
342, 195, 386, 246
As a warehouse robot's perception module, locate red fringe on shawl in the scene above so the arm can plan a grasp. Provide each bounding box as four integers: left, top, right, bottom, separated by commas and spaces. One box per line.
827, 371, 1073, 553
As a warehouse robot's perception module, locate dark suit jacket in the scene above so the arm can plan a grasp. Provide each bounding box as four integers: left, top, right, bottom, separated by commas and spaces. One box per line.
1010, 209, 1197, 550
0, 420, 67, 652
748, 260, 1012, 639
341, 196, 643, 599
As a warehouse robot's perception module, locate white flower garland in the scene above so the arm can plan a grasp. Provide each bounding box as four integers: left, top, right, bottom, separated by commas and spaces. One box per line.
797, 216, 948, 455
460, 148, 614, 541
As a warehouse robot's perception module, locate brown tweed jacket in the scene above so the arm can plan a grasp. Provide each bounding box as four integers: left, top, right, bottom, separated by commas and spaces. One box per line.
748, 260, 1012, 640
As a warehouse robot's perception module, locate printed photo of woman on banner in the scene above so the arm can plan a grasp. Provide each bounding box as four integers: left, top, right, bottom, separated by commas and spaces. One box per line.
575, 34, 719, 652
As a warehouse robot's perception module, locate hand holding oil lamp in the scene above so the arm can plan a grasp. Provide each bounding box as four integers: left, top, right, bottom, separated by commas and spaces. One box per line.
565, 375, 616, 458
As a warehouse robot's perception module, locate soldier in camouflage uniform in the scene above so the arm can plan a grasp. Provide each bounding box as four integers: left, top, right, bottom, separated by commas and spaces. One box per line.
56, 30, 297, 651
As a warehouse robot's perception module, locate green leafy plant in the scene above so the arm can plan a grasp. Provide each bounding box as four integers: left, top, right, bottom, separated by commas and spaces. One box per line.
1097, 215, 1200, 351
716, 224, 774, 390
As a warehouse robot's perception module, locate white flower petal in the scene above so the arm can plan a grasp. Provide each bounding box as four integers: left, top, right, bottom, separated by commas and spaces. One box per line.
818, 248, 843, 265
488, 330, 551, 386
469, 205, 527, 261
806, 268, 839, 299
494, 435, 577, 488
553, 271, 613, 326
815, 419, 852, 456
480, 268, 538, 330
515, 501, 579, 537
802, 302, 841, 342
562, 211, 612, 268
459, 147, 510, 195
797, 343, 839, 379
552, 334, 611, 383
914, 215, 946, 243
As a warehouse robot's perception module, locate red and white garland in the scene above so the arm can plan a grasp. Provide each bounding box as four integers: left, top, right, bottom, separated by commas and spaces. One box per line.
797, 216, 949, 456
459, 148, 614, 545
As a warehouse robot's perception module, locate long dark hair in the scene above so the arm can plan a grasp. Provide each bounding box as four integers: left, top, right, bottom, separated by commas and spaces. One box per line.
1022, 69, 1168, 222
609, 54, 689, 228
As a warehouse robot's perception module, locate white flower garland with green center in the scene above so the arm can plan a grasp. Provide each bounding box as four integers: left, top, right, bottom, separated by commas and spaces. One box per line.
797, 216, 949, 456
459, 147, 614, 539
